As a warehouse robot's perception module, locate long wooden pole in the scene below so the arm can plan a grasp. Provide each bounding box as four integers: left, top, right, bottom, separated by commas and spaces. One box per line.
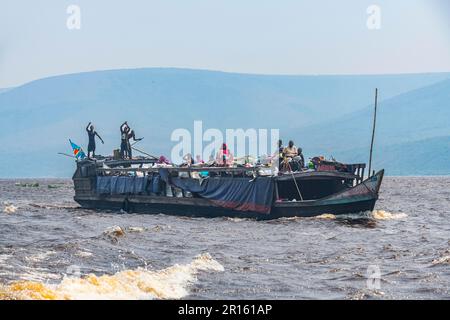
131, 146, 158, 160
58, 152, 76, 159
368, 88, 378, 177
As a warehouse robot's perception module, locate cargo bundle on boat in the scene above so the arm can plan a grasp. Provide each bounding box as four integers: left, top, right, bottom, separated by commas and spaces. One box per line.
72, 156, 384, 220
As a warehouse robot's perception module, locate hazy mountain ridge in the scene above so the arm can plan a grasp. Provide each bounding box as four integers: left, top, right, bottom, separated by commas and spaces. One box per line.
295, 78, 450, 154
0, 68, 449, 177
326, 135, 450, 176
0, 88, 14, 95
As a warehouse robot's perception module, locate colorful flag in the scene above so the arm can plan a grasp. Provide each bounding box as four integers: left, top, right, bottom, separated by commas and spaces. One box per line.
69, 139, 86, 160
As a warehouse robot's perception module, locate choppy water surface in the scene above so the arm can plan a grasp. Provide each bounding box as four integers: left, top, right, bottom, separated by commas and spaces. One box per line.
0, 177, 449, 299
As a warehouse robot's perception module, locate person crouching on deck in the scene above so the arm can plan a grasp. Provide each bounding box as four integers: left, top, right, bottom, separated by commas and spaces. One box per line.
216, 143, 234, 166
86, 122, 104, 158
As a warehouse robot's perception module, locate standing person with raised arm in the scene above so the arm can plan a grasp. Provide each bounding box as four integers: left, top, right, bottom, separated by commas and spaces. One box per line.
120, 121, 130, 159
86, 122, 104, 158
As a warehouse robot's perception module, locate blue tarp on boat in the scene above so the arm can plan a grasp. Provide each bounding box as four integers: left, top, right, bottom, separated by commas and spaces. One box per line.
97, 176, 148, 195
96, 171, 275, 214
159, 169, 274, 214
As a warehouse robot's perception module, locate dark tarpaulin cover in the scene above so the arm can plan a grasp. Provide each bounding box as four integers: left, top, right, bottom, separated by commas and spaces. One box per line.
159, 169, 274, 214
97, 176, 147, 195
150, 174, 162, 194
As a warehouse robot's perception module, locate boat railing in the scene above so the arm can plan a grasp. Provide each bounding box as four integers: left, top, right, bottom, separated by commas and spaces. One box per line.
96, 166, 261, 176
92, 159, 366, 182
348, 163, 366, 184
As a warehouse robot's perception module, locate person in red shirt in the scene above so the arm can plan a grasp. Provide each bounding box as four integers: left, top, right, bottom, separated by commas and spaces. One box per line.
216, 143, 234, 166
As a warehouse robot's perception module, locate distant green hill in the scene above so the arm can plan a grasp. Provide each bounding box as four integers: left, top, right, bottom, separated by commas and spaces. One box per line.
0, 68, 449, 177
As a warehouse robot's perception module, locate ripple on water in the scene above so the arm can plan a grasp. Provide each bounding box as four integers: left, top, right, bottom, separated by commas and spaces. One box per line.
1, 177, 449, 299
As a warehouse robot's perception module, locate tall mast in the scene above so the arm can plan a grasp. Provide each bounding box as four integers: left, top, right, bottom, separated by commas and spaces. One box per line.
368, 88, 378, 177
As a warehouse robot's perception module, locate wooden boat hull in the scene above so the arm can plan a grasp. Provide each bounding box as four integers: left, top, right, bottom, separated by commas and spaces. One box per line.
74, 197, 377, 220
74, 170, 384, 220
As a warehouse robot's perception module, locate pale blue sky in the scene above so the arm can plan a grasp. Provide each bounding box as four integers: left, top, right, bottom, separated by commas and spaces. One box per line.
0, 0, 449, 87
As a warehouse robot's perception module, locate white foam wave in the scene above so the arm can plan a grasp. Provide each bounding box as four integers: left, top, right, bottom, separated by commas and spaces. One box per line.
432, 255, 450, 266
314, 213, 336, 220
126, 226, 146, 233
0, 253, 224, 300
3, 204, 18, 214
25, 251, 56, 263
75, 251, 93, 258
103, 226, 126, 237
372, 210, 408, 220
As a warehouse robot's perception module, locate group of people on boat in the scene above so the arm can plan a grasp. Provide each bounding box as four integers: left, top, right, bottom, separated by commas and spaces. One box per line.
84, 122, 305, 171
278, 139, 305, 172
120, 121, 143, 159
179, 140, 304, 170
181, 143, 234, 167
85, 121, 142, 159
